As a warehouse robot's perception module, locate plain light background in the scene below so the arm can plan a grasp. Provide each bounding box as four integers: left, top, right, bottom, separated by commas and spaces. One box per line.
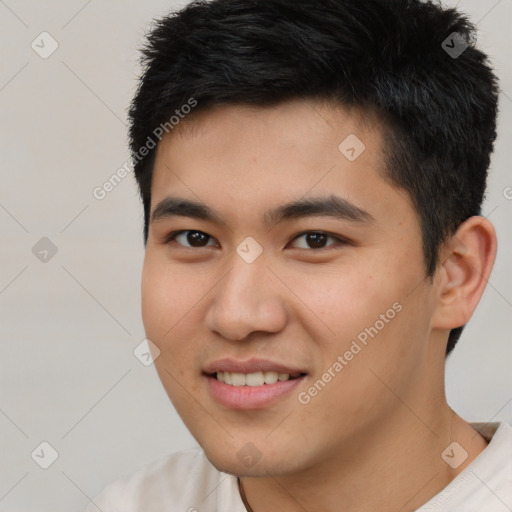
0, 1, 510, 510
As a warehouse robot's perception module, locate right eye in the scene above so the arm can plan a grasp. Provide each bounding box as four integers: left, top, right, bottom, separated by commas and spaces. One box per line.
165, 230, 219, 248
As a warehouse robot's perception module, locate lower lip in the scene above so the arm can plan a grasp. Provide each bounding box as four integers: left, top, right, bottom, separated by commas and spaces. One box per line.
205, 374, 305, 409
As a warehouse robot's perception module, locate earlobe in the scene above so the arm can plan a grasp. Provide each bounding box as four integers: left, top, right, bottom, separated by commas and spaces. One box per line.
432, 216, 497, 330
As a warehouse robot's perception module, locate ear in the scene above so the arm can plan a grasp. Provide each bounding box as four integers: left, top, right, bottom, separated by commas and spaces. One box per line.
431, 216, 497, 331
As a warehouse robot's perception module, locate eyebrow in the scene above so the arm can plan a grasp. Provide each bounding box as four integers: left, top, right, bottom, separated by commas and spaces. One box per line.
150, 194, 375, 228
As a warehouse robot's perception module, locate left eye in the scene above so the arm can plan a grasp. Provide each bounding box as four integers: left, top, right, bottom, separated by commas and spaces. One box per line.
289, 232, 342, 249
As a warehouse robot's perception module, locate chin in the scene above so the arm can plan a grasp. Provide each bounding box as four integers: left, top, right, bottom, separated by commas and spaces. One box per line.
200, 438, 307, 478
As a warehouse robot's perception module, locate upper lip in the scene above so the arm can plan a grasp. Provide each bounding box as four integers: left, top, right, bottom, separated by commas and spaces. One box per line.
203, 358, 307, 376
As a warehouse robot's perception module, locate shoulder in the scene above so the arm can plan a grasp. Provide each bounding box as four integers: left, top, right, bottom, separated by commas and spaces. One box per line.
85, 447, 242, 512
419, 422, 512, 512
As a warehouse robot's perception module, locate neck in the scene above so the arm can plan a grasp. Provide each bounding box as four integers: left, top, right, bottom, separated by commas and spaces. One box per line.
240, 405, 488, 512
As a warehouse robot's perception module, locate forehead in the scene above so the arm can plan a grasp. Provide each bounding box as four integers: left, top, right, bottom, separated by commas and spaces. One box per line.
150, 99, 414, 230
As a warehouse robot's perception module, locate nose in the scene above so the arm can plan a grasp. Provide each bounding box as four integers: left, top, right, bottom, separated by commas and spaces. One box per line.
204, 252, 288, 341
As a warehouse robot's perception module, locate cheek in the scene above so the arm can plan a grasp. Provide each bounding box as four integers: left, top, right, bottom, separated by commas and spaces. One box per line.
141, 255, 199, 340
141, 258, 201, 396
141, 254, 215, 377
284, 251, 428, 366
141, 260, 172, 340
282, 265, 391, 345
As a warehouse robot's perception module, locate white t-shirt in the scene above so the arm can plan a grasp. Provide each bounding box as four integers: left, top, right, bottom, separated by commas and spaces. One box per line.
86, 422, 512, 512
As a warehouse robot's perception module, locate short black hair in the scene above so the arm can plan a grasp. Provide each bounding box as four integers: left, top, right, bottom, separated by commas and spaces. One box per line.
129, 0, 499, 355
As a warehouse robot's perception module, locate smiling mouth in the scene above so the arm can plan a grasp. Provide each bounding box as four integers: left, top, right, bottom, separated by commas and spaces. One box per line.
212, 371, 306, 386
205, 368, 308, 409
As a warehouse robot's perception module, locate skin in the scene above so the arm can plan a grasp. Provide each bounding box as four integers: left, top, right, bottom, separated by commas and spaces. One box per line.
141, 99, 496, 511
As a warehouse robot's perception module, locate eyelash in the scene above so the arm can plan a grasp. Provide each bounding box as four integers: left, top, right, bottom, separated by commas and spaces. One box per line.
164, 230, 350, 250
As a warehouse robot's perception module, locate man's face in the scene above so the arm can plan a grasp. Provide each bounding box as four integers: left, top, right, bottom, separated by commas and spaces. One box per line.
142, 100, 440, 476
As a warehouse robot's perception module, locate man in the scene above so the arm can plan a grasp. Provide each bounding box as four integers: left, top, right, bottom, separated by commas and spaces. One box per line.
87, 0, 511, 510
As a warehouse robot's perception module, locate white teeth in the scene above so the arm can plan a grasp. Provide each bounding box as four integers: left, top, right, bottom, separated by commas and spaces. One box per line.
231, 372, 246, 386
246, 371, 264, 386
216, 370, 294, 386
263, 371, 279, 384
